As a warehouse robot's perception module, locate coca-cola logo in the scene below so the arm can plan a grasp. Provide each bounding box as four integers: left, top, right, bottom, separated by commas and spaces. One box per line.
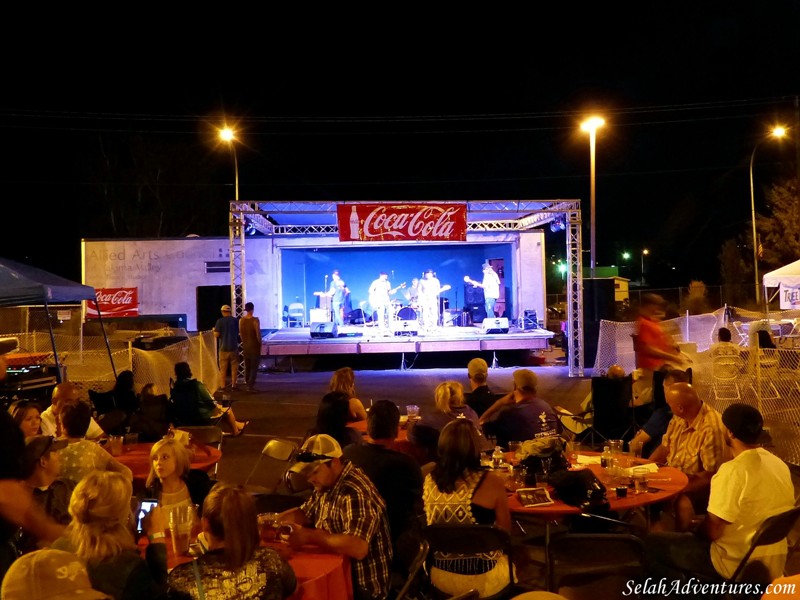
362, 206, 460, 239
96, 290, 135, 305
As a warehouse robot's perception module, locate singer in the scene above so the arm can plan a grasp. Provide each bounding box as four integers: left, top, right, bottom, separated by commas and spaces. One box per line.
325, 270, 350, 326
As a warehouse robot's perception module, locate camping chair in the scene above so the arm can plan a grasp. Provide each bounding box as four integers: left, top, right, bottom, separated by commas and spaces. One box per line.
176, 425, 225, 478
421, 524, 518, 600
287, 303, 305, 327
242, 437, 299, 494
575, 375, 635, 449
546, 533, 646, 594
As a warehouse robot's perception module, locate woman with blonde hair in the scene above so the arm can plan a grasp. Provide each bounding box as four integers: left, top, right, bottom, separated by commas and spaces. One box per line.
168, 482, 296, 599
52, 470, 168, 600
328, 366, 367, 422
408, 381, 484, 447
143, 436, 213, 515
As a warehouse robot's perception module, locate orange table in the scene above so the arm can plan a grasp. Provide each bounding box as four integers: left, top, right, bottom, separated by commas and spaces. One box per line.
113, 442, 221, 481
139, 534, 353, 600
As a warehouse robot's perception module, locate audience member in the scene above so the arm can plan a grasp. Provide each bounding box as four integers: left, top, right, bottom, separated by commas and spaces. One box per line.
312, 391, 363, 448
168, 482, 296, 600
329, 366, 368, 422
757, 328, 777, 350
280, 434, 392, 600
8, 399, 42, 438
239, 301, 262, 393
52, 471, 168, 600
423, 419, 512, 598
629, 367, 691, 458
170, 361, 247, 436
143, 436, 214, 516
2, 548, 112, 600
555, 364, 625, 436
710, 327, 740, 357
129, 383, 171, 441
96, 370, 140, 435
40, 382, 105, 440
646, 404, 794, 584
16, 435, 73, 554
342, 400, 424, 567
480, 369, 558, 449
214, 304, 240, 390
57, 397, 133, 484
648, 382, 728, 531
633, 293, 682, 406
408, 381, 483, 447
464, 358, 498, 417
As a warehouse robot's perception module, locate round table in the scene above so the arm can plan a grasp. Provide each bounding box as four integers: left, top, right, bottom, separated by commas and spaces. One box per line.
112, 442, 221, 481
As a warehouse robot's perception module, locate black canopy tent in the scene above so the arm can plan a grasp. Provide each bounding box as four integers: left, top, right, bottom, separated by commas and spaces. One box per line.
0, 257, 113, 382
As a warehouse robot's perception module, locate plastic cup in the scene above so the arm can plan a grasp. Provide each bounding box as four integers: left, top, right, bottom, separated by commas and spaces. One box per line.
633, 467, 649, 494
257, 513, 279, 542
630, 440, 644, 459
406, 405, 419, 419
169, 506, 196, 556
108, 435, 123, 457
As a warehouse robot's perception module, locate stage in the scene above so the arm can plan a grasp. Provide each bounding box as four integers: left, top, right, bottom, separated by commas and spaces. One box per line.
262, 321, 554, 369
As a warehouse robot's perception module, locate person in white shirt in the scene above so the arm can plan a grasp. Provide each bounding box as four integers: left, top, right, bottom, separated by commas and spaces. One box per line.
40, 382, 105, 440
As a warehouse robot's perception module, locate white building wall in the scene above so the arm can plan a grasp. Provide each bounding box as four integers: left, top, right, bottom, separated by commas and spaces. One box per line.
516, 230, 547, 324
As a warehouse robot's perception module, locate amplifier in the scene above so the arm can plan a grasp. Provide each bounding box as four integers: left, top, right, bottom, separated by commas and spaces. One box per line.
310, 322, 338, 339
481, 317, 510, 334
391, 319, 418, 336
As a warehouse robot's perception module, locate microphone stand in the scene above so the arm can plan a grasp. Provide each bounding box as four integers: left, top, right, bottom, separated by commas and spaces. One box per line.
324, 275, 330, 321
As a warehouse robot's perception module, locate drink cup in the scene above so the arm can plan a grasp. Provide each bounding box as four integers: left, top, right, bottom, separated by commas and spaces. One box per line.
169, 505, 196, 555
609, 439, 624, 455
257, 513, 279, 542
108, 435, 124, 457
630, 440, 644, 459
406, 405, 419, 419
633, 467, 649, 494
565, 441, 579, 466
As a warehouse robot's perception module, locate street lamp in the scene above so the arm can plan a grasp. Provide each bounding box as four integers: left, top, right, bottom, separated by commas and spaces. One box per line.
219, 126, 239, 201
641, 248, 649, 285
581, 116, 605, 279
749, 126, 786, 305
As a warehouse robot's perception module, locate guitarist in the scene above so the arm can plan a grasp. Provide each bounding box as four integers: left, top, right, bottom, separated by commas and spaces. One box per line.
418, 269, 451, 331
368, 272, 405, 335
465, 261, 501, 319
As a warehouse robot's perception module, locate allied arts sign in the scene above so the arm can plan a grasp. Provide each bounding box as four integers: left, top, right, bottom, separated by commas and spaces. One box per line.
87, 287, 139, 318
337, 203, 467, 242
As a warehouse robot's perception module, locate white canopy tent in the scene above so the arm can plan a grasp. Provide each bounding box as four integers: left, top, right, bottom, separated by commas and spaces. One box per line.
763, 258, 800, 309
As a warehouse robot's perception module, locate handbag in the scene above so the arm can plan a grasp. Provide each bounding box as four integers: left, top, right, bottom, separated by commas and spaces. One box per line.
518, 437, 569, 486
549, 468, 609, 511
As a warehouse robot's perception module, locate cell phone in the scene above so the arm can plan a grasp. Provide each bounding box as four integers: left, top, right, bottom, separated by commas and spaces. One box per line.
136, 499, 158, 533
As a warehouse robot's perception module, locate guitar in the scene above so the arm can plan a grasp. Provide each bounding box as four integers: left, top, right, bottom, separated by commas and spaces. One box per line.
439, 284, 452, 295
464, 276, 482, 288
369, 282, 406, 308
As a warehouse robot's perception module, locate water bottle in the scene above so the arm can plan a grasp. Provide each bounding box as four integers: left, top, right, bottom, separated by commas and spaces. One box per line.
600, 445, 613, 470
492, 446, 504, 469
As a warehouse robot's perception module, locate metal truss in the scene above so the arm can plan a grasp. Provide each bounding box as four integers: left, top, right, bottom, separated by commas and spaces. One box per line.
566, 209, 584, 377
229, 202, 249, 383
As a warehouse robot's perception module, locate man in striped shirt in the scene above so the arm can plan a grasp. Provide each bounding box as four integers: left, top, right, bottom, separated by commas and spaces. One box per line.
280, 434, 392, 600
649, 382, 728, 532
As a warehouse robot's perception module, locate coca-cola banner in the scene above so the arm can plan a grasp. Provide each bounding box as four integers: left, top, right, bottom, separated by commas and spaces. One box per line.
337, 203, 467, 242
86, 287, 139, 318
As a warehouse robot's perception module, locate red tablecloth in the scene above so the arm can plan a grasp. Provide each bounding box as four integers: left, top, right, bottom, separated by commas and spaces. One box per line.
113, 442, 221, 481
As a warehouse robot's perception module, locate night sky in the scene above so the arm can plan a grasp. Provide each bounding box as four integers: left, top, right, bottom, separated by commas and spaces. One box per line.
1, 5, 799, 292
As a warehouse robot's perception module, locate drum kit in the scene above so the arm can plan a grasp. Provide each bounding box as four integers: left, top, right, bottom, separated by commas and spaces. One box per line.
391, 300, 418, 322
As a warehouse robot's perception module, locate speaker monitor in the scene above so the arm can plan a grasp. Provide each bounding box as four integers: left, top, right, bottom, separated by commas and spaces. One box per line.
467, 304, 487, 323
481, 317, 509, 334
464, 284, 485, 305
310, 322, 338, 339
390, 319, 418, 336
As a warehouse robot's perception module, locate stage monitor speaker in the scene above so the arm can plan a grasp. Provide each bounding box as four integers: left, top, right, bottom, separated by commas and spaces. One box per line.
464, 284, 484, 305
390, 319, 418, 336
467, 304, 486, 323
482, 317, 509, 334
310, 322, 338, 339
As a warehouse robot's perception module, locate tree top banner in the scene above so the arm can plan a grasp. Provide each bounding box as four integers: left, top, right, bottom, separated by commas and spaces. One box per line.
336, 203, 467, 242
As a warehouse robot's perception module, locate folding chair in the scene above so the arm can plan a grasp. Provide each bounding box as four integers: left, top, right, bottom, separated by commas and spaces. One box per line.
176, 425, 225, 477
712, 354, 743, 402
242, 437, 299, 494
422, 524, 518, 600
287, 303, 305, 327
393, 538, 429, 600
575, 375, 635, 449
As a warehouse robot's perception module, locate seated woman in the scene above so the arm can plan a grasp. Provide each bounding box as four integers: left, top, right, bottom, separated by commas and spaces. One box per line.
95, 370, 141, 436
168, 482, 296, 600
57, 398, 133, 485
129, 383, 171, 442
328, 367, 368, 422
310, 391, 362, 448
8, 400, 42, 438
170, 361, 248, 436
52, 470, 169, 600
423, 419, 512, 598
408, 381, 485, 454
143, 436, 213, 516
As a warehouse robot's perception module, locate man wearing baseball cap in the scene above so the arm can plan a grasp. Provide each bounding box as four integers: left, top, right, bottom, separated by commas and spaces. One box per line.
645, 403, 794, 584
464, 357, 501, 417
279, 434, 392, 600
214, 304, 240, 390
2, 548, 111, 599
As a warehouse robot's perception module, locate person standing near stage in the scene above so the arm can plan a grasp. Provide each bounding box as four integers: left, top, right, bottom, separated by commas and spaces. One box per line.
418, 269, 442, 332
239, 302, 261, 393
369, 272, 403, 336
465, 262, 501, 319
327, 270, 350, 327
214, 305, 240, 390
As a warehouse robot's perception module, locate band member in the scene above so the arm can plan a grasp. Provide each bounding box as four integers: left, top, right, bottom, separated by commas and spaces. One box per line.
468, 261, 501, 318
326, 269, 349, 326
368, 272, 404, 335
418, 269, 442, 332
404, 277, 420, 308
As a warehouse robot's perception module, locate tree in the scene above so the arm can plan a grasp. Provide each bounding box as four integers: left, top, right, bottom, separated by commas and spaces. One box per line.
718, 238, 747, 307
756, 178, 800, 272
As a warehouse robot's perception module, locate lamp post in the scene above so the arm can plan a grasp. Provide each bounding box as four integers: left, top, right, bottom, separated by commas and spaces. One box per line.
219, 126, 239, 201
641, 249, 649, 285
581, 116, 605, 279
749, 126, 785, 305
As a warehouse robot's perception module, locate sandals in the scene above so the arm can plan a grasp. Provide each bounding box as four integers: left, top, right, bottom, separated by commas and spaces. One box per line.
234, 421, 250, 437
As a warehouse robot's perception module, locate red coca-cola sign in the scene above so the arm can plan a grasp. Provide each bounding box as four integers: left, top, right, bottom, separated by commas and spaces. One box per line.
87, 287, 139, 318
337, 203, 467, 242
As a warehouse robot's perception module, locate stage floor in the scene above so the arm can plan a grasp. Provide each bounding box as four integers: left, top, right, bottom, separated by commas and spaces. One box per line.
262, 322, 554, 358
